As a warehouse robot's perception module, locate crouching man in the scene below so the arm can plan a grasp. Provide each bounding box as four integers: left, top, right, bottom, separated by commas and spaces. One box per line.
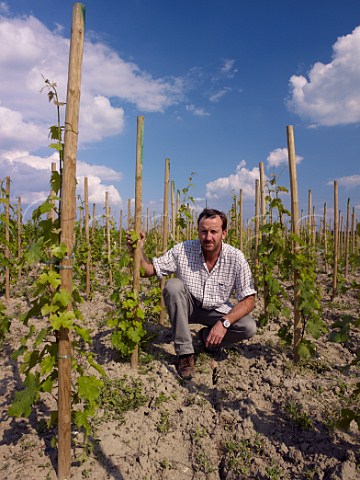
127, 208, 257, 379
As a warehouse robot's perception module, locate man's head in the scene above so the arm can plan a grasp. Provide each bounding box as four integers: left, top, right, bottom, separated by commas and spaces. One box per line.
197, 209, 228, 231
197, 209, 227, 256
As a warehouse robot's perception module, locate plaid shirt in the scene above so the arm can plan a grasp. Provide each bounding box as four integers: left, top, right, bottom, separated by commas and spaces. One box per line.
153, 240, 256, 314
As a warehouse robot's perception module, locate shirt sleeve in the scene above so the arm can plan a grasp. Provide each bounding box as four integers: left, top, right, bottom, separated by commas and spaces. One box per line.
235, 251, 257, 300
152, 247, 178, 279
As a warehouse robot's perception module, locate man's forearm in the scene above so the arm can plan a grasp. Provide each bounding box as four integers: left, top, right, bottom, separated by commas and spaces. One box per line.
223, 295, 255, 324
140, 250, 156, 277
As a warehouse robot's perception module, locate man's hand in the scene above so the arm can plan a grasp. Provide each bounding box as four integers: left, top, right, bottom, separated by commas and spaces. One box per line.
126, 230, 145, 251
126, 231, 156, 277
205, 320, 227, 348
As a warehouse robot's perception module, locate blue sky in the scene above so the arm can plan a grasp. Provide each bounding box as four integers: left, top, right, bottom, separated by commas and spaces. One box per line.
1, 0, 360, 226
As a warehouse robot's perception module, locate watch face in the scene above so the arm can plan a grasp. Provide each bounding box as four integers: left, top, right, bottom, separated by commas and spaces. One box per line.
223, 319, 231, 328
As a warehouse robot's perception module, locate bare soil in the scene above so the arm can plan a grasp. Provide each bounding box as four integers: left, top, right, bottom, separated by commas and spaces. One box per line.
0, 272, 359, 480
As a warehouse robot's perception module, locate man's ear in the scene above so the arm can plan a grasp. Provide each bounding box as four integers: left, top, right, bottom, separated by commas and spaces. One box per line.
222, 229, 227, 239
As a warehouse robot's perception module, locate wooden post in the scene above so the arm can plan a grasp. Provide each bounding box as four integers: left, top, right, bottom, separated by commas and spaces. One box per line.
259, 162, 266, 226
119, 209, 123, 249
58, 4, 85, 479
323, 203, 328, 274
131, 116, 144, 369
127, 198, 132, 229
254, 179, 260, 289
332, 181, 339, 299
239, 189, 243, 251
345, 198, 350, 279
159, 158, 170, 326
351, 207, 355, 254
171, 180, 176, 241
287, 126, 301, 362
105, 192, 113, 286
17, 196, 21, 261
5, 176, 10, 302
49, 162, 57, 222
84, 177, 91, 299
307, 190, 312, 245
91, 203, 96, 238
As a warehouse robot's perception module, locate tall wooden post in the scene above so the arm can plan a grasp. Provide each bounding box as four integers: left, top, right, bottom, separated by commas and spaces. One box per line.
323, 203, 328, 274
105, 192, 113, 286
84, 177, 90, 299
119, 209, 123, 249
159, 158, 170, 326
171, 180, 176, 241
287, 126, 301, 362
91, 203, 96, 238
5, 176, 10, 302
58, 4, 85, 479
345, 198, 350, 280
254, 179, 260, 289
239, 189, 243, 251
17, 196, 21, 261
131, 116, 144, 369
307, 190, 312, 245
332, 181, 339, 299
127, 198, 132, 229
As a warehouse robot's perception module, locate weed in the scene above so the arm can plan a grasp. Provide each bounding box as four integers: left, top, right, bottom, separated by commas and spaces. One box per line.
266, 462, 283, 479
97, 376, 147, 423
154, 393, 170, 407
284, 400, 313, 430
156, 411, 171, 434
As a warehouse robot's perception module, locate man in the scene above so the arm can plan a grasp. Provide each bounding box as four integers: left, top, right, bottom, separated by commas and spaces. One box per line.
128, 208, 257, 379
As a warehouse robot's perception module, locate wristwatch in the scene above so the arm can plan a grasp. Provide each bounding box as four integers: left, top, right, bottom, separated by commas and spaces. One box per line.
221, 318, 231, 329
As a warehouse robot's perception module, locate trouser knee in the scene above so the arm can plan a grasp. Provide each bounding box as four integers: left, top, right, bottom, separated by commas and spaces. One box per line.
163, 278, 186, 301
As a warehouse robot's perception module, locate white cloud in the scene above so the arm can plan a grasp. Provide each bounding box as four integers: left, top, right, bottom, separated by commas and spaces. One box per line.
220, 59, 237, 78
287, 25, 360, 126
186, 104, 210, 116
0, 106, 47, 150
209, 87, 231, 103
0, 12, 184, 153
0, 150, 122, 206
267, 147, 303, 168
327, 174, 360, 188
206, 160, 260, 200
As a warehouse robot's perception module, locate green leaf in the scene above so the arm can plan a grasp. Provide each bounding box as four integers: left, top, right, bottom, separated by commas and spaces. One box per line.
49, 311, 75, 330
41, 377, 55, 393
51, 242, 68, 259
25, 238, 45, 264
40, 354, 56, 376
53, 289, 71, 307
8, 373, 40, 418
77, 376, 104, 402
38, 270, 62, 289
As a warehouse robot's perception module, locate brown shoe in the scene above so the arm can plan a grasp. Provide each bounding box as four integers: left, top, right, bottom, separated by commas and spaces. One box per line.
177, 354, 195, 379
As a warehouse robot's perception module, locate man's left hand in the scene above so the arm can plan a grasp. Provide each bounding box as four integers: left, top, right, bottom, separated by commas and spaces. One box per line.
205, 321, 227, 348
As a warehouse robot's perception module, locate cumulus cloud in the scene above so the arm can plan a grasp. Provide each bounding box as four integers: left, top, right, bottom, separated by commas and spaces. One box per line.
206, 160, 260, 200
327, 174, 360, 188
0, 150, 122, 206
0, 11, 184, 152
287, 25, 360, 126
267, 147, 303, 168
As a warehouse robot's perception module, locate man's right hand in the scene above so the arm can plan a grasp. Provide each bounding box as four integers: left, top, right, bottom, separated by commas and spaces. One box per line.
126, 230, 145, 251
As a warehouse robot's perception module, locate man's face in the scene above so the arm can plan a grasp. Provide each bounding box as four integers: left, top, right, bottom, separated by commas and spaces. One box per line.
198, 215, 226, 254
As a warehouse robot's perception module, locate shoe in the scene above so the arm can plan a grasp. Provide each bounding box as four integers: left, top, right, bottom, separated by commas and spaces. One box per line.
199, 327, 222, 354
177, 354, 195, 379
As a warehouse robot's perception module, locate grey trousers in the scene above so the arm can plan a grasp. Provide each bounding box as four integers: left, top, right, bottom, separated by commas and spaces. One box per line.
163, 278, 257, 356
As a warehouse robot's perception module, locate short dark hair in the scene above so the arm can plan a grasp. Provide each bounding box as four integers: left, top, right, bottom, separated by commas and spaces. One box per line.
197, 208, 227, 231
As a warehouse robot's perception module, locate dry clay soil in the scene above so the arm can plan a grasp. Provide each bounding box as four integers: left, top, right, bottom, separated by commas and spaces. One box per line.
0, 272, 359, 480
